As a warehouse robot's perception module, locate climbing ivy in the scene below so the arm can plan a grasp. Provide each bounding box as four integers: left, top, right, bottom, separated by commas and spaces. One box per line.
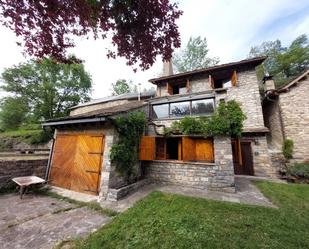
110, 111, 147, 180
165, 100, 246, 137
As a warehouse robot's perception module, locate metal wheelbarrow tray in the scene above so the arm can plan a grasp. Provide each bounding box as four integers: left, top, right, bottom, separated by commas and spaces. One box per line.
12, 176, 46, 199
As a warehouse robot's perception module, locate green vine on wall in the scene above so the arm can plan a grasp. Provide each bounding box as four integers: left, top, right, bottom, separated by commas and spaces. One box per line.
165, 100, 246, 137
110, 111, 147, 180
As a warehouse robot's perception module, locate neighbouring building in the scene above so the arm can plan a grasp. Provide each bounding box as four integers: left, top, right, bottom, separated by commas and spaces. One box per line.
43, 56, 278, 201
263, 69, 309, 164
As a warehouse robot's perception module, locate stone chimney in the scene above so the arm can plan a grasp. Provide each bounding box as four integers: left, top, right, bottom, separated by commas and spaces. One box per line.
262, 75, 275, 92
162, 60, 173, 77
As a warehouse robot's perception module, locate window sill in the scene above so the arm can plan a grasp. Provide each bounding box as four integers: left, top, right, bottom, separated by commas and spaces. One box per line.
150, 160, 216, 166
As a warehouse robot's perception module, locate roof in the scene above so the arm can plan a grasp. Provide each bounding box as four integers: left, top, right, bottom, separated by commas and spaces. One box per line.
43, 101, 147, 126
149, 56, 267, 84
277, 69, 309, 93
71, 90, 155, 110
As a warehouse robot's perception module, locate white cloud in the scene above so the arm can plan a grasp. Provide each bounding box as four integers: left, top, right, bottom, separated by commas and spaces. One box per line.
0, 0, 308, 99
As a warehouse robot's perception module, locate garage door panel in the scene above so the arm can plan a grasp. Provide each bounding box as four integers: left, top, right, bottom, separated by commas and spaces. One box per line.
50, 133, 104, 195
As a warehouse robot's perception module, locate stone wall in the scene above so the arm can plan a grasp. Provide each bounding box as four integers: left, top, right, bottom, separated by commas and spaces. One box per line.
243, 135, 276, 177
144, 136, 235, 192
279, 78, 309, 162
226, 70, 265, 129
0, 159, 48, 188
262, 99, 284, 149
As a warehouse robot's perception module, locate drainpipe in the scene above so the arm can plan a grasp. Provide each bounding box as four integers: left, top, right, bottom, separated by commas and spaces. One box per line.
45, 129, 57, 181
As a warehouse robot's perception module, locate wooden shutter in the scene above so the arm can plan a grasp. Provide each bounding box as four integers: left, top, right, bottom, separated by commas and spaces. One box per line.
167, 82, 173, 95
186, 79, 190, 93
231, 71, 237, 86
195, 138, 214, 162
182, 137, 196, 161
139, 136, 156, 160
156, 137, 166, 160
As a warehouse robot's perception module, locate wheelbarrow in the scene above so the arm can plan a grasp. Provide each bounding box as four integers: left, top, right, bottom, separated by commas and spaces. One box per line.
12, 176, 46, 199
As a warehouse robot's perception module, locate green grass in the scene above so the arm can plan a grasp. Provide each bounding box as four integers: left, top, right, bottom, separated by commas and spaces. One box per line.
74, 181, 309, 249
0, 128, 51, 147
0, 129, 42, 137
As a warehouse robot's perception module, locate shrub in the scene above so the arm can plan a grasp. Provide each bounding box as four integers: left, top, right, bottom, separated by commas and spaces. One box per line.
289, 163, 309, 179
110, 111, 147, 180
282, 139, 294, 159
165, 100, 246, 137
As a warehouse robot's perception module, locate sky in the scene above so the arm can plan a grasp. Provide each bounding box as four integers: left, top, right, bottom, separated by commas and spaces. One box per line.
0, 0, 308, 99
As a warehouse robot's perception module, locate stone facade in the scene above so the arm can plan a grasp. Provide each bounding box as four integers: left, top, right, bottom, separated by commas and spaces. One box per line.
0, 159, 48, 188
243, 135, 275, 177
144, 136, 235, 192
226, 70, 265, 129
278, 78, 309, 162
262, 100, 284, 149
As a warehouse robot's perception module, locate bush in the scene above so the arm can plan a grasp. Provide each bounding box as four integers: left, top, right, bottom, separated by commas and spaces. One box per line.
26, 129, 53, 144
289, 163, 309, 179
165, 100, 246, 137
110, 111, 147, 180
282, 139, 294, 159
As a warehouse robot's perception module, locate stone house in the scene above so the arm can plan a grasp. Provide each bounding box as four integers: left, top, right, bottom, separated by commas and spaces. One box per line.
43, 56, 276, 201
262, 69, 309, 163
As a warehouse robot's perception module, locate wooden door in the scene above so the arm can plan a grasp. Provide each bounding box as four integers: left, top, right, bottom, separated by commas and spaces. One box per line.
232, 140, 254, 175
71, 135, 104, 194
49, 135, 77, 189
49, 133, 104, 195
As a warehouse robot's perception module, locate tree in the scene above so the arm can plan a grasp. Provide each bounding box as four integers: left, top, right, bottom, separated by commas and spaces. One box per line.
0, 97, 28, 130
249, 34, 309, 87
0, 0, 182, 70
1, 58, 92, 121
173, 36, 220, 73
111, 79, 131, 96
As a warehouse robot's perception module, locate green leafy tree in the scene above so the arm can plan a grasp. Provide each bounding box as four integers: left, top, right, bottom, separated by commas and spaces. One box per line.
0, 97, 28, 130
111, 79, 139, 96
1, 58, 92, 121
173, 36, 220, 73
249, 34, 309, 87
111, 79, 131, 95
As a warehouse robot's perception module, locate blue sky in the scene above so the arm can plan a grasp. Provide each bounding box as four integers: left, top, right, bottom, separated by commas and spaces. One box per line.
0, 0, 308, 99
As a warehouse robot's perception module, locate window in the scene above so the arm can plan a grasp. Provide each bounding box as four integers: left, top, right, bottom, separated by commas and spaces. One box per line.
139, 136, 214, 163
167, 82, 189, 95
170, 101, 190, 117
152, 104, 169, 119
191, 99, 214, 115
152, 98, 215, 119
211, 70, 237, 89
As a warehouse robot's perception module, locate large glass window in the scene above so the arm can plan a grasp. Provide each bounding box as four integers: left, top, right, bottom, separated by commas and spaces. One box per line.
152, 104, 169, 119
152, 98, 215, 119
170, 101, 190, 117
191, 99, 214, 115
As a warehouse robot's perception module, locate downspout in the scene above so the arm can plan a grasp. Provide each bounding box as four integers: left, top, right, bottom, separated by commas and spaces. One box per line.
44, 129, 57, 181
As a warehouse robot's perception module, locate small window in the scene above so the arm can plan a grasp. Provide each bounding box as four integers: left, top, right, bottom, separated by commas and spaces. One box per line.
191, 99, 214, 115
170, 83, 187, 95
152, 104, 169, 119
170, 101, 190, 117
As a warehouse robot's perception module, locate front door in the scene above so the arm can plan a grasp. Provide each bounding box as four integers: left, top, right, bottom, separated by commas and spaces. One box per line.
49, 133, 104, 195
232, 139, 254, 175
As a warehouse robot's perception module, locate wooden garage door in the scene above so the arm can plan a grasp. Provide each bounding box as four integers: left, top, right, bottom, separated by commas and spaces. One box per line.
49, 133, 104, 195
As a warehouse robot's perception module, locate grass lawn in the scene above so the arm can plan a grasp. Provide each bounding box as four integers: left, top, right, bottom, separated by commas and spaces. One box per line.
75, 182, 309, 249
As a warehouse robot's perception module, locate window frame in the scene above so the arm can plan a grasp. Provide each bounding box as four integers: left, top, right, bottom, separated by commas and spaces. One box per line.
151, 97, 215, 120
